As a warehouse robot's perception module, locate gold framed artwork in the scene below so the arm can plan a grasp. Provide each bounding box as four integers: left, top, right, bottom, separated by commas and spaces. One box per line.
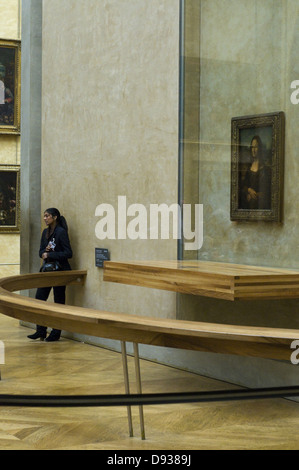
0, 38, 21, 135
0, 165, 20, 232
230, 112, 285, 222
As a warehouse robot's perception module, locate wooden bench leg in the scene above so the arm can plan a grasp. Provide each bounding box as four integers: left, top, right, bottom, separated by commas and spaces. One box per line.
133, 342, 145, 440
121, 341, 134, 437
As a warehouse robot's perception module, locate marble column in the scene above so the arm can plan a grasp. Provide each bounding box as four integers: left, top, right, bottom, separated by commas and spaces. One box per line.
20, 0, 42, 284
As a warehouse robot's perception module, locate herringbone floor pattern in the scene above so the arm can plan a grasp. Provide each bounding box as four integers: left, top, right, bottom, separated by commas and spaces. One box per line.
1, 315, 299, 450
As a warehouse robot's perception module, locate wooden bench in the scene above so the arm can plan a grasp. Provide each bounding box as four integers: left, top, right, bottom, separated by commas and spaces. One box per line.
0, 270, 299, 361
1, 268, 299, 439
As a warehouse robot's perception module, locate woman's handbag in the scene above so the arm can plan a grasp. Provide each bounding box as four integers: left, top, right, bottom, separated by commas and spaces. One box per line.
42, 260, 62, 272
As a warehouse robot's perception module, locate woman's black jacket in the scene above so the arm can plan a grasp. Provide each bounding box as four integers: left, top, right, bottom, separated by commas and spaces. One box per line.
39, 225, 72, 271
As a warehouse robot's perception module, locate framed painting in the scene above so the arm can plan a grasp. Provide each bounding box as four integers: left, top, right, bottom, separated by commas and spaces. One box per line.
0, 165, 20, 232
0, 39, 21, 135
230, 111, 285, 222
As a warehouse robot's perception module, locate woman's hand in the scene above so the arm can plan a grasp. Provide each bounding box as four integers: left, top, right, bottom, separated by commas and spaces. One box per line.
42, 252, 48, 260
247, 187, 258, 201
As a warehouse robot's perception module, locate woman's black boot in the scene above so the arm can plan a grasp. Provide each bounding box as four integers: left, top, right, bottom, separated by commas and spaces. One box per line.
27, 325, 47, 340
45, 329, 61, 342
27, 331, 47, 341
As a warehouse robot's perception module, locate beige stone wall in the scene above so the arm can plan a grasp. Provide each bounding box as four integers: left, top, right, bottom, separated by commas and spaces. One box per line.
0, 0, 21, 279
0, 0, 20, 39
41, 0, 180, 319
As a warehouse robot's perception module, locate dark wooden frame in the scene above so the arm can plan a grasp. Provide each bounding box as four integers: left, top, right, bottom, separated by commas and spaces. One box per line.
0, 165, 20, 232
0, 38, 21, 135
230, 112, 285, 222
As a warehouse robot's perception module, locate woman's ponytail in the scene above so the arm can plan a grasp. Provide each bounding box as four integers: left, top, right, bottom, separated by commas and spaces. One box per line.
45, 208, 69, 232
59, 215, 68, 232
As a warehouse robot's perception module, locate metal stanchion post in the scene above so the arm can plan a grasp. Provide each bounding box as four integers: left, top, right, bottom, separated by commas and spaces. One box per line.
121, 341, 133, 437
133, 342, 145, 440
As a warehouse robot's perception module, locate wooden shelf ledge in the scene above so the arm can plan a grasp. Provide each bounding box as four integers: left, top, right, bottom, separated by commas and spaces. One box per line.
103, 260, 299, 301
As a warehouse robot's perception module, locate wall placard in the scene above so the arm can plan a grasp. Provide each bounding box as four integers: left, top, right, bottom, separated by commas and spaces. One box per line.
95, 248, 110, 268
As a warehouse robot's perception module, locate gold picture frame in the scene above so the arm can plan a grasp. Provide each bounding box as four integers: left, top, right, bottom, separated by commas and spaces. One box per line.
0, 38, 21, 135
230, 112, 285, 222
0, 165, 20, 232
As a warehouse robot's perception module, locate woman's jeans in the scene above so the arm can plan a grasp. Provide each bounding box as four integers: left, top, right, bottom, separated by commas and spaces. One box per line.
35, 285, 66, 338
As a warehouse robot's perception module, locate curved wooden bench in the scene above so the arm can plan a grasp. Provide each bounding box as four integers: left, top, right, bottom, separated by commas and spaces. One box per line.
0, 270, 298, 361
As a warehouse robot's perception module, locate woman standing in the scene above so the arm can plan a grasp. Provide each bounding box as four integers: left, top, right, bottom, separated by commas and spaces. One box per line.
27, 208, 73, 342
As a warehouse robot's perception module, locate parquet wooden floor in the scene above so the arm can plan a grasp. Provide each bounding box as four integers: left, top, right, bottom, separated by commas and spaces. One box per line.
0, 315, 299, 450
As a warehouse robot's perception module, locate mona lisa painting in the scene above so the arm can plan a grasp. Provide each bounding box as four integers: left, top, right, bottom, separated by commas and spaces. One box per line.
230, 112, 285, 222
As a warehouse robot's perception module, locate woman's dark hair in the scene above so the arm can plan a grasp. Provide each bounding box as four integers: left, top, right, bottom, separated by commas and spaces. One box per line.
45, 207, 68, 232
250, 135, 263, 155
